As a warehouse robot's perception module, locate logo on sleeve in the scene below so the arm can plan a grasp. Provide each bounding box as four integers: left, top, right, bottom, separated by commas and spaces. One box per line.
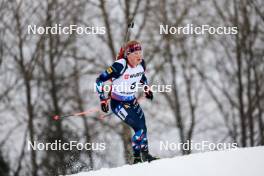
106, 67, 113, 74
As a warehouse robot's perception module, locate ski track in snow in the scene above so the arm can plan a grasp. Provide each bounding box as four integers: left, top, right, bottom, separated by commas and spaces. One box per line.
69, 146, 264, 176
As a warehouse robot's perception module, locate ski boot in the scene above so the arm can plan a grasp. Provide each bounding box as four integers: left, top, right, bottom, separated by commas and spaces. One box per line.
141, 151, 159, 162
132, 152, 142, 164
133, 156, 142, 164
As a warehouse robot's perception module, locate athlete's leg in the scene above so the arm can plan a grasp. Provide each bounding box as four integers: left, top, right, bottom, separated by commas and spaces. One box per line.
110, 99, 149, 157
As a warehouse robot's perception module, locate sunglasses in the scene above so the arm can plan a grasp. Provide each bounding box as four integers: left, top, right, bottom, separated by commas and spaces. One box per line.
126, 45, 142, 54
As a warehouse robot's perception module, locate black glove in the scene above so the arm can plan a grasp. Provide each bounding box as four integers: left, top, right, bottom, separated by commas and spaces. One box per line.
144, 86, 153, 100
100, 99, 109, 113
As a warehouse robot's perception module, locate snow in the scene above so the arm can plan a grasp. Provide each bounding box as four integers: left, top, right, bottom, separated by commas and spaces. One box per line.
69, 147, 264, 176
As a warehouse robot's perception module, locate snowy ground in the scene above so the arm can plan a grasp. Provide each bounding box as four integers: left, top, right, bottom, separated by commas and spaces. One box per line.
69, 146, 264, 176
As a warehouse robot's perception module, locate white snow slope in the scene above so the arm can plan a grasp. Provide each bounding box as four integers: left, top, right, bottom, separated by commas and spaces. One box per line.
70, 147, 264, 176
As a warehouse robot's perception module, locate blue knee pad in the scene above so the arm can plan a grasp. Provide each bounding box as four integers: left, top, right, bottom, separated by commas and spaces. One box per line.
132, 129, 148, 154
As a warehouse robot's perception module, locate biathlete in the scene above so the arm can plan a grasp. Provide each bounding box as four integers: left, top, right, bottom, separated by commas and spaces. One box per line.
95, 40, 158, 164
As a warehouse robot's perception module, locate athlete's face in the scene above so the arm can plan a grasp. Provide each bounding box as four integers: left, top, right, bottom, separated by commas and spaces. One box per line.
127, 51, 142, 67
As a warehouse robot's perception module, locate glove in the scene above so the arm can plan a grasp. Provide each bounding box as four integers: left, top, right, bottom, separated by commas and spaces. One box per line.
145, 90, 153, 100
100, 99, 109, 113
144, 86, 153, 100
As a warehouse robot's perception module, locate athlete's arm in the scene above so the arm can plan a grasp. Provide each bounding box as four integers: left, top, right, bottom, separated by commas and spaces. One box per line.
95, 61, 124, 100
140, 74, 148, 85
140, 59, 148, 85
139, 59, 153, 100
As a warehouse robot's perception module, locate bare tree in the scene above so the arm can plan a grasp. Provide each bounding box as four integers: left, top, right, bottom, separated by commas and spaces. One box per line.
198, 0, 264, 147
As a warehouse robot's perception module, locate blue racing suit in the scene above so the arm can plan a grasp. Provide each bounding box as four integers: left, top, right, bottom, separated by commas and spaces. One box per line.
95, 58, 149, 156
